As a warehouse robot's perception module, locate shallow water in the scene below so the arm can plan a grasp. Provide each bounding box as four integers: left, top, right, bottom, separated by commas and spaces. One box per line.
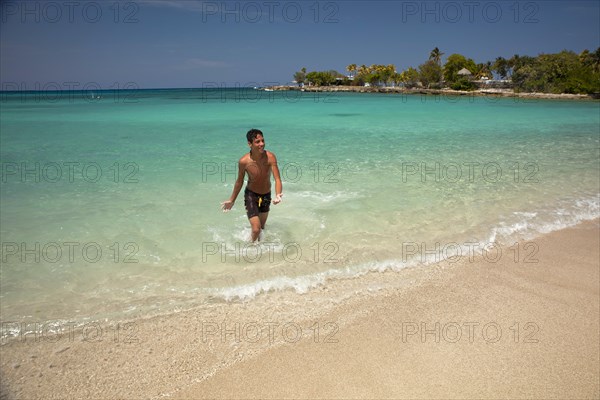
1, 89, 598, 323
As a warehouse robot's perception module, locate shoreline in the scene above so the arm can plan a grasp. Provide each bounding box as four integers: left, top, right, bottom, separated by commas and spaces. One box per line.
1, 219, 598, 399
265, 85, 600, 101
177, 219, 599, 399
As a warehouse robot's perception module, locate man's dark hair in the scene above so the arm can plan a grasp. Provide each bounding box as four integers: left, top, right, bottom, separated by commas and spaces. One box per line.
247, 129, 263, 143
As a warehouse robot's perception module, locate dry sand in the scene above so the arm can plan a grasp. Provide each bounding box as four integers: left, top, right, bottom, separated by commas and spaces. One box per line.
1, 220, 598, 399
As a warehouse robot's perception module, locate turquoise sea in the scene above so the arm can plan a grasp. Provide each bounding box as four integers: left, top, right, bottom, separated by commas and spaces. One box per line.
1, 89, 599, 325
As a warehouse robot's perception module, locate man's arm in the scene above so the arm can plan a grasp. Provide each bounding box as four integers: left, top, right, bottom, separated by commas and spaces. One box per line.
221, 160, 245, 212
270, 153, 283, 204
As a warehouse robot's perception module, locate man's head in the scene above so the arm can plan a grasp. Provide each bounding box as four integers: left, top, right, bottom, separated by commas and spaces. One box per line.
247, 129, 263, 143
247, 128, 265, 154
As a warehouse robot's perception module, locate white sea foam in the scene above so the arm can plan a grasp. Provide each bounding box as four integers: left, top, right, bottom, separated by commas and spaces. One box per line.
209, 255, 427, 301
489, 195, 599, 243
292, 190, 360, 203
209, 196, 600, 302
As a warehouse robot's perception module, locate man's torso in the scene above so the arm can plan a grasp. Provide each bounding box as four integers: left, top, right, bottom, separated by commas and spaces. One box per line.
243, 151, 272, 194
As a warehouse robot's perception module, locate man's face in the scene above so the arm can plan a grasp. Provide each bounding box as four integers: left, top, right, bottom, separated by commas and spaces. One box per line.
249, 134, 265, 153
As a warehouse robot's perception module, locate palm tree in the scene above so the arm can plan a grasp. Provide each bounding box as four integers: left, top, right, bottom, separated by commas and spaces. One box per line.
429, 48, 445, 86
475, 62, 492, 79
580, 48, 600, 73
373, 65, 384, 86
384, 64, 396, 86
346, 64, 357, 78
293, 72, 302, 86
293, 67, 307, 87
401, 67, 419, 88
493, 57, 509, 79
429, 47, 445, 66
508, 54, 520, 78
593, 48, 600, 72
357, 64, 369, 77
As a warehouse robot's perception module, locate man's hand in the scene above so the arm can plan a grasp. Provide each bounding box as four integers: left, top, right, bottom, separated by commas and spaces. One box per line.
221, 200, 234, 212
272, 193, 283, 205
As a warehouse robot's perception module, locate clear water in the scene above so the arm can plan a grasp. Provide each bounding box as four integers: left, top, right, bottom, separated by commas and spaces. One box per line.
1, 89, 598, 323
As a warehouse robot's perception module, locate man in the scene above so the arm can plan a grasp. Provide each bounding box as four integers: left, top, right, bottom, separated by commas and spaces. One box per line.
221, 129, 283, 242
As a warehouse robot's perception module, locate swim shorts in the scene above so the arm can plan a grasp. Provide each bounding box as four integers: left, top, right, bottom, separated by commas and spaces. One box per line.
244, 188, 271, 218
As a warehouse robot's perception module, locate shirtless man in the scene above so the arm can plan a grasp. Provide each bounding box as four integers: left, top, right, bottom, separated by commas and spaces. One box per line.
221, 129, 283, 242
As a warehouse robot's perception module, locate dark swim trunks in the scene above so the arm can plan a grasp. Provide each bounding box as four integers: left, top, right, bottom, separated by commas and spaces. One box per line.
244, 188, 271, 218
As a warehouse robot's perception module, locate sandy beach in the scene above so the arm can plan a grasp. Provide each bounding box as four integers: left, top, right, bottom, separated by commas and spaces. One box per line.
1, 220, 598, 399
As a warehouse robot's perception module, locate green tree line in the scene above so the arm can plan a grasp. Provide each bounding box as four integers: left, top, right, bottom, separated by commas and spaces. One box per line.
293, 47, 600, 94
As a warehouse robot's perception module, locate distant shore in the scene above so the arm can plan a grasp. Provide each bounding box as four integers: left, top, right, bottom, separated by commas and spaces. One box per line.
264, 85, 600, 100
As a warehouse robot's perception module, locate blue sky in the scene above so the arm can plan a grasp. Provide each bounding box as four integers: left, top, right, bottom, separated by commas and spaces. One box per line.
1, 0, 599, 89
